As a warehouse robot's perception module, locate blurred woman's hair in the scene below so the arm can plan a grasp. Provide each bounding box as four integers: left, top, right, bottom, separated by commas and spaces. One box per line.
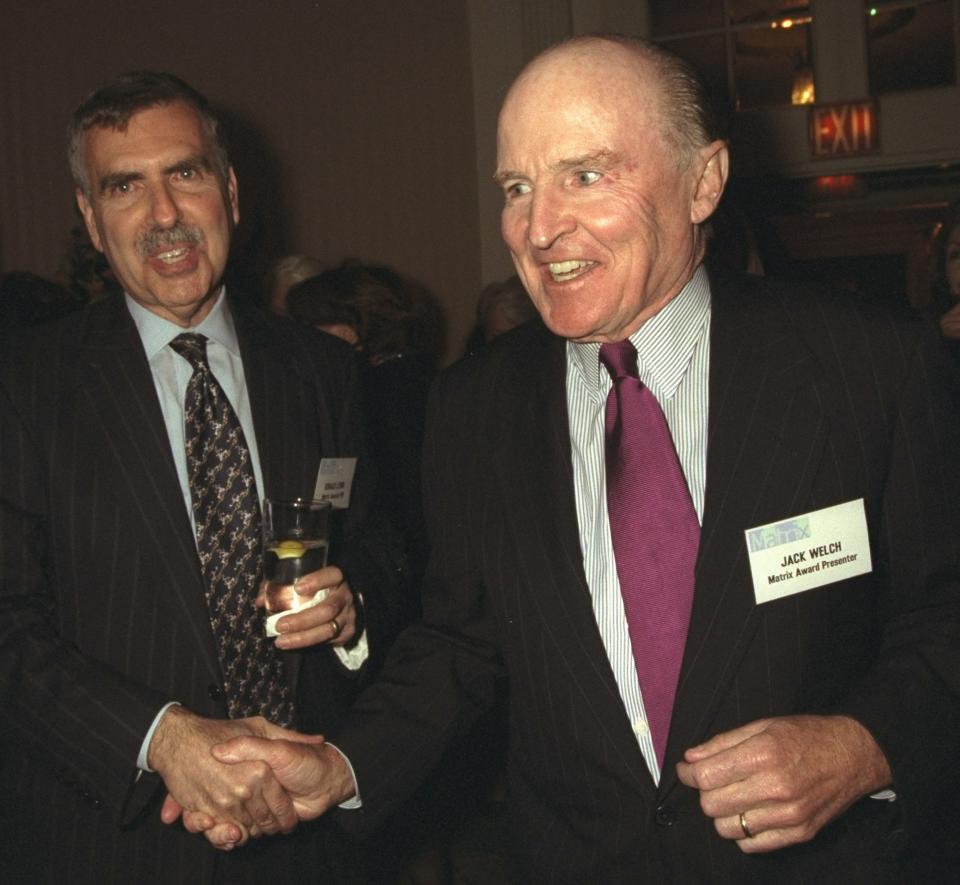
265, 254, 325, 315
475, 275, 538, 343
287, 259, 433, 362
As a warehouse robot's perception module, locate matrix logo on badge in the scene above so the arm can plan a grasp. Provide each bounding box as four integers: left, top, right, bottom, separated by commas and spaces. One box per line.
747, 518, 810, 552
745, 499, 872, 605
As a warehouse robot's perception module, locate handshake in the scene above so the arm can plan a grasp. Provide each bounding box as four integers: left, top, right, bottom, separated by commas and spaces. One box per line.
150, 706, 356, 851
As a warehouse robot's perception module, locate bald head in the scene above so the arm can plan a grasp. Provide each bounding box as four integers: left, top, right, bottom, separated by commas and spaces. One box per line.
501, 36, 718, 171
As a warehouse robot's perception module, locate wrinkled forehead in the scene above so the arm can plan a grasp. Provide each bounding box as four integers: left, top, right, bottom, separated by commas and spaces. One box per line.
496, 45, 662, 166
499, 44, 659, 136
81, 101, 219, 178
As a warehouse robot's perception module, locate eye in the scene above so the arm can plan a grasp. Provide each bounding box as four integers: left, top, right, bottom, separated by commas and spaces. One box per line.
504, 181, 531, 200
575, 170, 602, 186
107, 179, 138, 198
175, 167, 198, 181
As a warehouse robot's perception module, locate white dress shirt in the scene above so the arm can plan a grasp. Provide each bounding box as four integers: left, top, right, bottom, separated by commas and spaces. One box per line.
566, 265, 711, 784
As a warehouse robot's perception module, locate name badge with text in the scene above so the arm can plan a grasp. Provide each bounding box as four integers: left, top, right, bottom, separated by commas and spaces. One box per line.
313, 457, 357, 509
745, 499, 872, 604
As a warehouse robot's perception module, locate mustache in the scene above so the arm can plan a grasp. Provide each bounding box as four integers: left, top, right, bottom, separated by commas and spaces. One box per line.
136, 224, 203, 258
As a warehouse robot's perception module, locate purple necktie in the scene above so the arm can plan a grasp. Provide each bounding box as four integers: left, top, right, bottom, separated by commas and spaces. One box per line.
600, 340, 699, 767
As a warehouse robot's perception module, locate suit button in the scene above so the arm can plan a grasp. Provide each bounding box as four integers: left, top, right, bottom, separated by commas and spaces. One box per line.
207, 684, 225, 702
654, 805, 675, 828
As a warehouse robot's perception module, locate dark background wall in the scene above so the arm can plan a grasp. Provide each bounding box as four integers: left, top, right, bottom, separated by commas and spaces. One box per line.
1, 0, 481, 355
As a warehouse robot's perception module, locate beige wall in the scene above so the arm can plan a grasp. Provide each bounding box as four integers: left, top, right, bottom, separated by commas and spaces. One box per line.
1, 0, 481, 358
6, 1, 958, 356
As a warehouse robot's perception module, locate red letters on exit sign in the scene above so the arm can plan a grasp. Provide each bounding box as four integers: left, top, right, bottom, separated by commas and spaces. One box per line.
809, 101, 879, 158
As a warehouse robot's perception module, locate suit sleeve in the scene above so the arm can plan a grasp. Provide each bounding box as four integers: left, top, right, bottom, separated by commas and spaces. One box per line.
328, 348, 410, 667
0, 356, 169, 820
331, 365, 505, 832
842, 321, 960, 838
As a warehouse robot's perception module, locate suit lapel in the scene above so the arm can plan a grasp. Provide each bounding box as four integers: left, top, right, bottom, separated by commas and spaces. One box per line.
660, 272, 833, 793
496, 327, 656, 796
232, 303, 327, 698
70, 297, 221, 679
233, 305, 324, 502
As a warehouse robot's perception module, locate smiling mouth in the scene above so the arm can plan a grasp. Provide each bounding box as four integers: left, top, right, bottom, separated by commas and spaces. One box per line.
548, 260, 595, 282
155, 247, 191, 265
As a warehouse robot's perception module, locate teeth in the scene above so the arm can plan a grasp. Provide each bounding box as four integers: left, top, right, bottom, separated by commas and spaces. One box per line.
157, 247, 189, 263
548, 260, 592, 280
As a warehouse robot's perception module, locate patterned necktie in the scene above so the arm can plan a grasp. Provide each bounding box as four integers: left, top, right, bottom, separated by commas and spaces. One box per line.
169, 333, 294, 727
600, 340, 698, 767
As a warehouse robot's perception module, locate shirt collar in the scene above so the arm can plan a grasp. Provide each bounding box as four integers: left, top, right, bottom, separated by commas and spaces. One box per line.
567, 264, 711, 401
125, 287, 241, 360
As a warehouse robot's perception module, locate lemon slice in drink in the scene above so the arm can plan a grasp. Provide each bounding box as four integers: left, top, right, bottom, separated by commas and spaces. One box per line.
269, 540, 307, 559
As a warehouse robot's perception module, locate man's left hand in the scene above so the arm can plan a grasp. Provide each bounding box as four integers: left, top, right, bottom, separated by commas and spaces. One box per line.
676, 714, 892, 853
257, 566, 358, 650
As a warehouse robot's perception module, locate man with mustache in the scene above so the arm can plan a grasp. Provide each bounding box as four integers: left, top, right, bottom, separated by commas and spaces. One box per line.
205, 36, 960, 882
0, 71, 404, 883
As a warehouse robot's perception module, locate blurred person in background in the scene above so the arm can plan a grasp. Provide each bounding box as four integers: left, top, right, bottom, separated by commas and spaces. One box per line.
474, 274, 538, 344
929, 199, 960, 365
266, 253, 324, 316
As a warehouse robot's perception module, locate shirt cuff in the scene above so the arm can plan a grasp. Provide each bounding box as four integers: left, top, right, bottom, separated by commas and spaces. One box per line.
334, 628, 369, 670
137, 701, 182, 772
326, 743, 362, 809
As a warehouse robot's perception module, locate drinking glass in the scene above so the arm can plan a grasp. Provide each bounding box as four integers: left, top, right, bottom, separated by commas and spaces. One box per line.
262, 498, 331, 637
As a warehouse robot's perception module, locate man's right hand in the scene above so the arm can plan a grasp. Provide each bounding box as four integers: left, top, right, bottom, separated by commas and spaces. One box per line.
149, 706, 318, 846
186, 735, 357, 848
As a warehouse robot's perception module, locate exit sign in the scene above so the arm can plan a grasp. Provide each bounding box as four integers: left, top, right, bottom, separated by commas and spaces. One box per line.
809, 101, 879, 158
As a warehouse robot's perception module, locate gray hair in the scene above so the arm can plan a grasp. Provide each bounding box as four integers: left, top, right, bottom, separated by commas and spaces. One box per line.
68, 71, 230, 197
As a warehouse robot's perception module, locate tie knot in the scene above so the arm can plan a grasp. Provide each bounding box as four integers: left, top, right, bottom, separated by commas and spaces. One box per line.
170, 332, 209, 370
599, 340, 639, 382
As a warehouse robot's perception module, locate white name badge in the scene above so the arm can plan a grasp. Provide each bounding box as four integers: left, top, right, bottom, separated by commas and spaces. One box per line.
745, 499, 872, 604
313, 457, 357, 509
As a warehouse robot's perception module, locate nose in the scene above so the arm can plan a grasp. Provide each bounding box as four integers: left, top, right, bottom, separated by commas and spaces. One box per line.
527, 189, 574, 250
148, 181, 180, 228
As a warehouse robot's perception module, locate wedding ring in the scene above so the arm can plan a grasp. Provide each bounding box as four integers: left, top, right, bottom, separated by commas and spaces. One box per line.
739, 811, 753, 839
330, 618, 341, 638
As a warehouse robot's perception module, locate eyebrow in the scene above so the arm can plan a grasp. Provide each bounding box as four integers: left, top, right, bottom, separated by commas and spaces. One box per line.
493, 149, 620, 186
162, 153, 213, 176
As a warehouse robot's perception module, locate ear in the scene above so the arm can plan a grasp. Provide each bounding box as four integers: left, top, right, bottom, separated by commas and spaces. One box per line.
690, 140, 729, 225
75, 189, 104, 252
226, 167, 240, 226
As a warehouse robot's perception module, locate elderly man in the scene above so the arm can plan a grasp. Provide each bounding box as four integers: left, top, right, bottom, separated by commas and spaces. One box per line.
0, 72, 404, 884
208, 36, 960, 882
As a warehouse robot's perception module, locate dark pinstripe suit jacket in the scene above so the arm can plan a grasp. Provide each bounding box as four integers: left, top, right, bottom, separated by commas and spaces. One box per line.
0, 294, 403, 884
335, 268, 960, 884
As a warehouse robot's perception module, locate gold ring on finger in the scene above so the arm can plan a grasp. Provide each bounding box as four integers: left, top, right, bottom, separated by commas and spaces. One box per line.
739, 811, 753, 839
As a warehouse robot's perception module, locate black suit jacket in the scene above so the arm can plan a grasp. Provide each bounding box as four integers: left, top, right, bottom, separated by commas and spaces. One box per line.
0, 294, 404, 884
335, 269, 960, 883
